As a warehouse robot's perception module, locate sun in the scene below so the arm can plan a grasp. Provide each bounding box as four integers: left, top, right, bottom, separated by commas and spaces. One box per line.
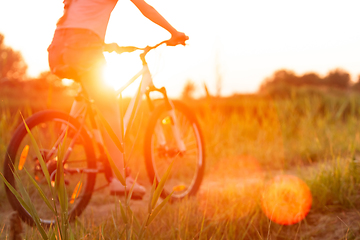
103, 52, 125, 90
103, 52, 143, 95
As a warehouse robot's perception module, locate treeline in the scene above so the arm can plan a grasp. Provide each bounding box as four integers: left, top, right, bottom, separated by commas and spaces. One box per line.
259, 69, 360, 97
1, 71, 76, 113
0, 34, 27, 81
2, 30, 360, 111
0, 33, 76, 111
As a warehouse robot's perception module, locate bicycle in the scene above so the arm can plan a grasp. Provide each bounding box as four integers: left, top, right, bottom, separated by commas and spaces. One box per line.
3, 39, 205, 226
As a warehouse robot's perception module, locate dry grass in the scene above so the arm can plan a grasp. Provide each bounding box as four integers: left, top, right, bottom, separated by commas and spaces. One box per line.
2, 88, 360, 239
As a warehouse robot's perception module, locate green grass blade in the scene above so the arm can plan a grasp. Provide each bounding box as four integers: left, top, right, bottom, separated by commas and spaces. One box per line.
74, 217, 86, 232
56, 132, 68, 213
119, 201, 128, 224
23, 168, 56, 215
103, 147, 125, 186
0, 172, 31, 214
111, 212, 119, 238
151, 160, 174, 209
12, 173, 48, 239
21, 115, 51, 188
27, 206, 48, 240
126, 173, 139, 205
96, 107, 124, 153
96, 107, 126, 185
4, 117, 59, 239
146, 192, 173, 226
47, 226, 56, 240
69, 230, 75, 240
9, 162, 50, 239
119, 227, 126, 239
148, 177, 156, 214
56, 129, 69, 240
126, 205, 141, 231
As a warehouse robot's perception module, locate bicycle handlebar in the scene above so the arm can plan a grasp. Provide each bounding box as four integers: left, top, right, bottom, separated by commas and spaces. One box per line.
103, 39, 184, 55
103, 39, 187, 65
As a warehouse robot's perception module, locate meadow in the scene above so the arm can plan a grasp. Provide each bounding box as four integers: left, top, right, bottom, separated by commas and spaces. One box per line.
1, 86, 360, 239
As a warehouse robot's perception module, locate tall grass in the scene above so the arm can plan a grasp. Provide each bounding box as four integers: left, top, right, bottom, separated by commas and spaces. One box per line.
0, 103, 175, 239
196, 91, 360, 172
2, 88, 360, 238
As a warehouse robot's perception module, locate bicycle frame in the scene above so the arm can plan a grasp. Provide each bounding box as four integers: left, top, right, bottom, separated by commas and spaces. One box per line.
51, 45, 186, 180
118, 64, 152, 136
4, 41, 202, 225
115, 62, 185, 152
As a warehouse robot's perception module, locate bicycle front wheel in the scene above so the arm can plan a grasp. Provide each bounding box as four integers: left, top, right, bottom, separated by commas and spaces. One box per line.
144, 100, 205, 201
3, 110, 96, 226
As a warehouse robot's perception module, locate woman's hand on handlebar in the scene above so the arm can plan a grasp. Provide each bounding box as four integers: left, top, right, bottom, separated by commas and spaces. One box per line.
104, 33, 189, 56
167, 32, 189, 46
104, 43, 139, 53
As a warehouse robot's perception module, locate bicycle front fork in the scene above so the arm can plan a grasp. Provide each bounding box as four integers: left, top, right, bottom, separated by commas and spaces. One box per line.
145, 86, 186, 152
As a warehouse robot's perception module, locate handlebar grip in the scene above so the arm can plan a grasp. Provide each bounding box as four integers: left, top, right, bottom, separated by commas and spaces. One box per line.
165, 35, 189, 46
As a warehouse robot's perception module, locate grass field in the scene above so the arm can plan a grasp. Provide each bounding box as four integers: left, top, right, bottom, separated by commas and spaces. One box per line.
1, 86, 360, 239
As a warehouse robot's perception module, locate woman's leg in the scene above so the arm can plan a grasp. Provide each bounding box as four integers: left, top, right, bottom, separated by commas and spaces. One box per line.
83, 70, 145, 198
82, 73, 125, 173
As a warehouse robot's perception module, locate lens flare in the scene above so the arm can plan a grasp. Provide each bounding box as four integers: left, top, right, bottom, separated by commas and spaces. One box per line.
103, 52, 142, 95
261, 175, 312, 225
70, 182, 83, 204
162, 116, 173, 125
173, 184, 186, 192
18, 145, 29, 170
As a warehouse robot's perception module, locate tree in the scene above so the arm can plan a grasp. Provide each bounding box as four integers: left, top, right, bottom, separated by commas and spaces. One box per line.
299, 72, 322, 86
259, 69, 298, 92
323, 68, 350, 89
0, 33, 27, 81
259, 68, 352, 94
350, 74, 360, 92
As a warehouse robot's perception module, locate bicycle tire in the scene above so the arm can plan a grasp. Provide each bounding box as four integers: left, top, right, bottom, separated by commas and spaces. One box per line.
144, 100, 205, 201
3, 110, 97, 226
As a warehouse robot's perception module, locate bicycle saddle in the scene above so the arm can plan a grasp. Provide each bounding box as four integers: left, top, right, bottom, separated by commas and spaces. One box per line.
52, 65, 80, 82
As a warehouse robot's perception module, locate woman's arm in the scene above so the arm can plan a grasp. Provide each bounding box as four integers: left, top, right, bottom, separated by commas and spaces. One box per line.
130, 0, 188, 45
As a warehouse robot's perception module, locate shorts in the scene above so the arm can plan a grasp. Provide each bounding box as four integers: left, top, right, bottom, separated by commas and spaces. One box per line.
48, 28, 105, 81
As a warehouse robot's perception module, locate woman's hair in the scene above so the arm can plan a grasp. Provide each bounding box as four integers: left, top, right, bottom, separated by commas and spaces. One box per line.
57, 0, 72, 26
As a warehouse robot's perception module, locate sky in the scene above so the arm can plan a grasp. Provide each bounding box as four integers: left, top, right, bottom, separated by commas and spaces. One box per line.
1, 0, 360, 97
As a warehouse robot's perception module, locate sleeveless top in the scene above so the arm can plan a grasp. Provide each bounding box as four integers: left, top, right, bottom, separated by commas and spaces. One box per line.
57, 0, 118, 40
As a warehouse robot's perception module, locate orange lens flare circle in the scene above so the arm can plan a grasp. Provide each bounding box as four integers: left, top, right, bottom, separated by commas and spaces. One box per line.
261, 175, 312, 225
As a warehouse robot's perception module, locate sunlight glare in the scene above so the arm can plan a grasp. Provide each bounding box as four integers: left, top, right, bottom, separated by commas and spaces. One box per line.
18, 145, 29, 171
103, 52, 143, 96
261, 175, 312, 225
62, 79, 74, 86
70, 182, 83, 204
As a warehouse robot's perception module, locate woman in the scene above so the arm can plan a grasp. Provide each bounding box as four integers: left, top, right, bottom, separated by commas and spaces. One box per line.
48, 0, 188, 199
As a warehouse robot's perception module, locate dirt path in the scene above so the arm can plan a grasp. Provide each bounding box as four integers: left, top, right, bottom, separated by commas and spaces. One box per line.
1, 166, 360, 239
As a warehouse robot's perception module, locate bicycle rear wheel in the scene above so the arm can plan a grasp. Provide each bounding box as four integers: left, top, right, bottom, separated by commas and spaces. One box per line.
3, 110, 96, 226
144, 100, 205, 201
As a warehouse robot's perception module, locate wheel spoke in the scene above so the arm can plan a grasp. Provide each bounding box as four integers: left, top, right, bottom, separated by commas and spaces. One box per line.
146, 101, 204, 200
3, 111, 96, 226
